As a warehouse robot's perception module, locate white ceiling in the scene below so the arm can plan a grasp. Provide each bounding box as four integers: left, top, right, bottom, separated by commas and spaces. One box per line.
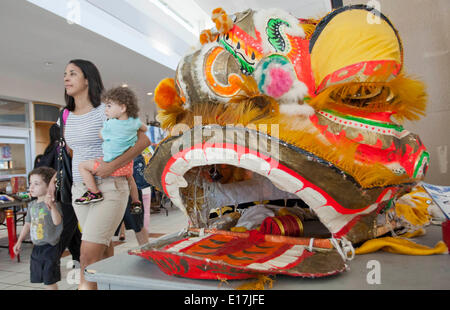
0, 0, 175, 121
193, 0, 332, 19
0, 0, 332, 122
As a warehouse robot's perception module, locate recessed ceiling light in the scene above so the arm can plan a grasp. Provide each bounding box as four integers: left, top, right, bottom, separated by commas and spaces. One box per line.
147, 92, 153, 96
44, 61, 53, 66
122, 84, 128, 88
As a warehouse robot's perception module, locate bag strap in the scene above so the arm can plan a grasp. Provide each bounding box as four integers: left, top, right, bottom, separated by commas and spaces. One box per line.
63, 108, 69, 125
59, 109, 66, 146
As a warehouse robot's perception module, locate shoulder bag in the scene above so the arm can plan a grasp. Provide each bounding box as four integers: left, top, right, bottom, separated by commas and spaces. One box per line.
55, 109, 73, 204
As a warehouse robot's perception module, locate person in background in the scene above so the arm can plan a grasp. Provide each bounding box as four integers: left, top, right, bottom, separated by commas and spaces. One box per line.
34, 123, 82, 267
147, 122, 166, 214
35, 124, 59, 169
114, 154, 150, 246
14, 167, 63, 290
34, 154, 43, 168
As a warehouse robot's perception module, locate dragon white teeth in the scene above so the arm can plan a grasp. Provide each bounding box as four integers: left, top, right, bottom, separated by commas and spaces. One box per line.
184, 149, 207, 167
165, 183, 181, 198
268, 168, 304, 193
296, 187, 327, 209
165, 172, 188, 188
165, 147, 331, 220
239, 153, 271, 175
205, 147, 239, 165
170, 157, 189, 175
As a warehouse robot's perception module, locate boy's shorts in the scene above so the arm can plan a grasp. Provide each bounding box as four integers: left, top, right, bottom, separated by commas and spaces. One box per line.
30, 244, 61, 285
93, 158, 133, 177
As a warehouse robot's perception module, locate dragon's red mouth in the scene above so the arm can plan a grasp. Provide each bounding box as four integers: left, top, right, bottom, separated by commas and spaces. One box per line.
146, 125, 411, 242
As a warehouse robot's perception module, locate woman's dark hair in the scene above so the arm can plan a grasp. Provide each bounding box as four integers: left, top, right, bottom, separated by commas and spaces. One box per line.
64, 59, 104, 111
43, 124, 60, 155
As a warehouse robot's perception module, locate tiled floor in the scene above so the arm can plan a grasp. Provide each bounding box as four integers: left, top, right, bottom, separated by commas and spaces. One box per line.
0, 204, 187, 290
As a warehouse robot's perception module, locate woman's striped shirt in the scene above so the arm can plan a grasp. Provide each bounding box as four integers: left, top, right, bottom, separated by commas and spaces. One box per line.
64, 104, 106, 183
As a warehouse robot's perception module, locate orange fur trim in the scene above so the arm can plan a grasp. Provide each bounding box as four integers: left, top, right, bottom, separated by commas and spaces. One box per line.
211, 7, 233, 34
154, 78, 183, 110
212, 8, 225, 17
200, 29, 214, 45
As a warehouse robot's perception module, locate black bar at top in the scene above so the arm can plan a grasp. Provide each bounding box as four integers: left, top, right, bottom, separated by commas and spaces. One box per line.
331, 0, 343, 9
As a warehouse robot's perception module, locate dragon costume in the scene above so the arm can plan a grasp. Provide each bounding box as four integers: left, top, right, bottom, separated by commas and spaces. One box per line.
130, 4, 447, 281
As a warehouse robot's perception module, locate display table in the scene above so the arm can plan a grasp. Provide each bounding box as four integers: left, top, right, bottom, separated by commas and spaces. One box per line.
84, 225, 449, 290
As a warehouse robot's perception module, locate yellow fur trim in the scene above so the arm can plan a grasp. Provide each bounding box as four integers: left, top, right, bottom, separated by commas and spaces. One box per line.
157, 75, 411, 188
299, 19, 318, 39
159, 94, 411, 188
356, 237, 448, 255
390, 186, 432, 228
308, 74, 427, 122
236, 275, 274, 290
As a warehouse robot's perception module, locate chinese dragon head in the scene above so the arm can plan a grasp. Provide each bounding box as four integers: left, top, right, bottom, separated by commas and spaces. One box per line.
132, 5, 430, 281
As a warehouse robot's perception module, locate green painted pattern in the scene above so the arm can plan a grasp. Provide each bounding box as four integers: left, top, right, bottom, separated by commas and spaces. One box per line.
219, 38, 254, 74
322, 109, 405, 132
267, 18, 289, 52
413, 151, 430, 178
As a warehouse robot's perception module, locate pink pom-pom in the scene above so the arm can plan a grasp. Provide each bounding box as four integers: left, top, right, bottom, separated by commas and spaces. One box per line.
265, 67, 293, 98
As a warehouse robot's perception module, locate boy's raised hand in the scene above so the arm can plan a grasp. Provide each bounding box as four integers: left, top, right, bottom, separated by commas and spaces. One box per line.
45, 192, 56, 210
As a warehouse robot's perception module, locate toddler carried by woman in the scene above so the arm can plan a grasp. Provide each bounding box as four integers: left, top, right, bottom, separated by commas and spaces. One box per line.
75, 86, 147, 214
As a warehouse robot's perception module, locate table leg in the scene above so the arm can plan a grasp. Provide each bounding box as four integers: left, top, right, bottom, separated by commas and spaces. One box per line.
6, 209, 17, 261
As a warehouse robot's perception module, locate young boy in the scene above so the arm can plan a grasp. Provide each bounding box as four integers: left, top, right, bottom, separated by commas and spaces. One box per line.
14, 167, 63, 290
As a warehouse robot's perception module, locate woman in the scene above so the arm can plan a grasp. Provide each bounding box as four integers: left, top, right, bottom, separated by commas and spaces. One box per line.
47, 59, 150, 290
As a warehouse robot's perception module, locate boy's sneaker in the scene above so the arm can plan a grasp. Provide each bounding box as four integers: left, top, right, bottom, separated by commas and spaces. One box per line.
75, 191, 104, 205
130, 201, 143, 214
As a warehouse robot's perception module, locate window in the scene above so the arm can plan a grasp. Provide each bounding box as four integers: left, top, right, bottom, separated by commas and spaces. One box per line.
0, 99, 29, 128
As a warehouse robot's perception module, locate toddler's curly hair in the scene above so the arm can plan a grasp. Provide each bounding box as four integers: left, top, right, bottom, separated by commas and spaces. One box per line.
102, 86, 139, 118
